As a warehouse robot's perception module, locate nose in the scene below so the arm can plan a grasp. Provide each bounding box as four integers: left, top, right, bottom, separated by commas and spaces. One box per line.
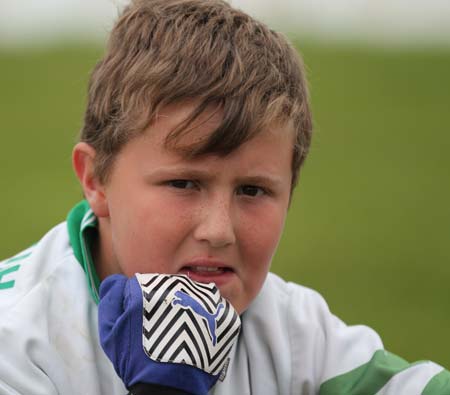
193, 195, 237, 248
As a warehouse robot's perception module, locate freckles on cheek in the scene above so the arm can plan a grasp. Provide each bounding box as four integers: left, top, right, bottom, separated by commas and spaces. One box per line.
244, 220, 284, 266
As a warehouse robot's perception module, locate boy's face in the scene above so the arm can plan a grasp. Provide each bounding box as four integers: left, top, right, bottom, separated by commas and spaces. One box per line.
92, 103, 293, 314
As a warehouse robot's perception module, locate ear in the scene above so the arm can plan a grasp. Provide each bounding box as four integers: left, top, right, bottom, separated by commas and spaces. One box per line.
72, 142, 109, 218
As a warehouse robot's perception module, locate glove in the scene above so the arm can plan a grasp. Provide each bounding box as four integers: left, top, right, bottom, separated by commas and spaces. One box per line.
98, 273, 241, 395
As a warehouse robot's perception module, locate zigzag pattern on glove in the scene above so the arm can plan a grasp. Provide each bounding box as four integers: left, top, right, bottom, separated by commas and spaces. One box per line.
136, 273, 241, 376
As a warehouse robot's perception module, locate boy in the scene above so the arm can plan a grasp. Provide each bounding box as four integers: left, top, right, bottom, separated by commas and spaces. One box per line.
0, 0, 448, 394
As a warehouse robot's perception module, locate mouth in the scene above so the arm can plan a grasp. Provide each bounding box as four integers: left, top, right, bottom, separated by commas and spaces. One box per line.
182, 266, 232, 274
178, 264, 235, 285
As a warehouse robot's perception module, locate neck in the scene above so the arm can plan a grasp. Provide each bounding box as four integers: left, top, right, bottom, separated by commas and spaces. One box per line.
93, 217, 120, 281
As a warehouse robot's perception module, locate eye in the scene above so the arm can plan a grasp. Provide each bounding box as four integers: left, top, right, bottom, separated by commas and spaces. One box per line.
236, 185, 265, 197
167, 180, 197, 189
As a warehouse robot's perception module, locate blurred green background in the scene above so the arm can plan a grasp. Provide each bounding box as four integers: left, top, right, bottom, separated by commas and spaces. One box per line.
1, 42, 449, 368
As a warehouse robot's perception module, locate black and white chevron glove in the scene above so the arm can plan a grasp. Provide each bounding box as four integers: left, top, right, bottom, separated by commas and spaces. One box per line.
98, 273, 241, 395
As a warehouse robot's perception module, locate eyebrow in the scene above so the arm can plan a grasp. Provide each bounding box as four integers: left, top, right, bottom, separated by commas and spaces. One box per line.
235, 175, 284, 188
148, 167, 285, 188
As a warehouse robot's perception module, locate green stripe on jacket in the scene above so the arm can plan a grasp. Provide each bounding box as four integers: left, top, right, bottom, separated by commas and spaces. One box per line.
319, 350, 420, 395
422, 369, 450, 395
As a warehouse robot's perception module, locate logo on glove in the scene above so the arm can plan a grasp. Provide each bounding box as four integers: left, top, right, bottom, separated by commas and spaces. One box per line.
172, 290, 224, 346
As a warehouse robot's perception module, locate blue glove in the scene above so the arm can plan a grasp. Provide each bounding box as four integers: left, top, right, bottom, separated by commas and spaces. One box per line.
98, 273, 241, 395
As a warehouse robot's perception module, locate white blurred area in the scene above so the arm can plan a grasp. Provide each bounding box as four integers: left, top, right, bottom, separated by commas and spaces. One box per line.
0, 0, 450, 47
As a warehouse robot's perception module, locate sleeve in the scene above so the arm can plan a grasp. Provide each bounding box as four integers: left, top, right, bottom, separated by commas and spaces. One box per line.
0, 306, 61, 395
292, 287, 450, 395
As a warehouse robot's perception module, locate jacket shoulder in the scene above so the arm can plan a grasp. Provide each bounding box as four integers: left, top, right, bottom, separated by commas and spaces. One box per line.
0, 222, 76, 310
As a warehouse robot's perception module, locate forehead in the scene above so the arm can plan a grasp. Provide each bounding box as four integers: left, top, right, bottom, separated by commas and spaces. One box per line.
117, 110, 294, 188
152, 101, 222, 144
148, 100, 295, 156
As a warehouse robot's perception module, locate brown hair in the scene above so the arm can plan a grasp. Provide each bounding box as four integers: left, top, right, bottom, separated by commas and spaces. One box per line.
80, 0, 312, 189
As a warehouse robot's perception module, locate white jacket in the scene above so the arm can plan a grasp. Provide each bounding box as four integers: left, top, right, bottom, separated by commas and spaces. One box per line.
0, 201, 447, 394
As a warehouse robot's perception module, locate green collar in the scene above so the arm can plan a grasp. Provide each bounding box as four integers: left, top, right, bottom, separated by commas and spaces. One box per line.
67, 200, 100, 304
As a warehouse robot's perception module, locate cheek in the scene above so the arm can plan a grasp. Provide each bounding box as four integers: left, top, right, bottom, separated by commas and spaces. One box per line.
109, 197, 193, 276
240, 205, 287, 270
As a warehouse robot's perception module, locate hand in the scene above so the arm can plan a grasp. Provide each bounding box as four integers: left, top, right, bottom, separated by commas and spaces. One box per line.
98, 273, 241, 395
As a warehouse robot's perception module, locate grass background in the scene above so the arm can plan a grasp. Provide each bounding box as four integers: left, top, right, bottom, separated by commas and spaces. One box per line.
1, 42, 449, 368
